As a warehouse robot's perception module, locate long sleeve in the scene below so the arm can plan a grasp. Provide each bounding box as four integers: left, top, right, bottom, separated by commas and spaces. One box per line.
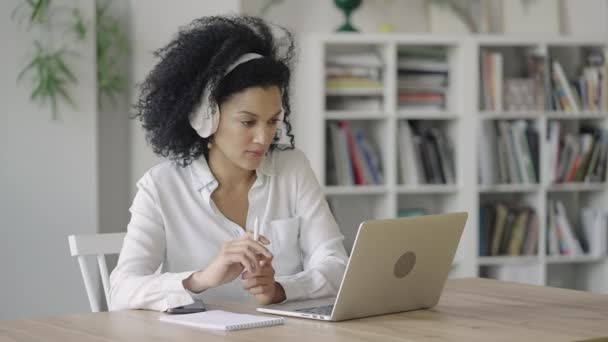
109, 173, 195, 311
275, 154, 348, 302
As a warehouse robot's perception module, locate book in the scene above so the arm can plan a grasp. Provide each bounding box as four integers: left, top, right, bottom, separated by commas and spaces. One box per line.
429, 127, 455, 184
508, 209, 530, 256
328, 123, 353, 186
355, 129, 382, 185
397, 58, 449, 73
498, 121, 520, 183
495, 122, 510, 183
547, 201, 560, 256
399, 121, 422, 185
510, 121, 532, 183
554, 200, 584, 256
547, 121, 560, 184
340, 121, 366, 185
326, 96, 382, 111
159, 310, 284, 331
478, 121, 499, 185
525, 124, 539, 182
522, 211, 539, 255
491, 204, 508, 256
552, 61, 581, 112
479, 204, 496, 256
326, 52, 383, 68
582, 207, 607, 256
414, 134, 433, 183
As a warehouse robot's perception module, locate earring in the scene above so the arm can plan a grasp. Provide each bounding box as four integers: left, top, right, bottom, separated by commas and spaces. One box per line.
207, 141, 213, 149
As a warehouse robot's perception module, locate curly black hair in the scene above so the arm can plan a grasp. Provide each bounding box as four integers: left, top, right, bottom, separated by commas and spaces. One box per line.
134, 15, 296, 166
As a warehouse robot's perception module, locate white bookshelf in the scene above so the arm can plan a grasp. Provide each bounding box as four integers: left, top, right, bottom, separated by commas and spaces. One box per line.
294, 33, 608, 293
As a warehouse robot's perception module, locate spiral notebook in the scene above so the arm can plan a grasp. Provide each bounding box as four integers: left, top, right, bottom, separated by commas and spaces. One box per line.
159, 310, 284, 331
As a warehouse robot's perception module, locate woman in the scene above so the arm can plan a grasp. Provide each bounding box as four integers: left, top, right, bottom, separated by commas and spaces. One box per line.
109, 16, 348, 312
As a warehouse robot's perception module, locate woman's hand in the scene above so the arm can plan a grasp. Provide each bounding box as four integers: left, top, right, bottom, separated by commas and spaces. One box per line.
183, 233, 272, 293
241, 260, 286, 305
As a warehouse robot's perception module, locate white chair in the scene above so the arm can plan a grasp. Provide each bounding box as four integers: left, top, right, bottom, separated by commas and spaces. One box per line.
68, 233, 125, 312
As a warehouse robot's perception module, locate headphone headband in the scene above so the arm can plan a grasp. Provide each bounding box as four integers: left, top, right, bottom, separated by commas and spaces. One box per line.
189, 53, 265, 138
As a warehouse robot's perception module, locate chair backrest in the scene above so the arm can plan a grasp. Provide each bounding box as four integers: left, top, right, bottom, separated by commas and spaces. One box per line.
68, 233, 125, 312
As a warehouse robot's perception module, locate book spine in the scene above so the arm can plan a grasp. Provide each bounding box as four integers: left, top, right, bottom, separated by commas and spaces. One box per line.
340, 121, 365, 185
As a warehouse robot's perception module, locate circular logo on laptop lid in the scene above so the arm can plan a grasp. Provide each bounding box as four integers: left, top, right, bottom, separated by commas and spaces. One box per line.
394, 251, 416, 278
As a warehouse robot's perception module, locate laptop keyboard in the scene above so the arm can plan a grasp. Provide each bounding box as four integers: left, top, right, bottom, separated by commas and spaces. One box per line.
296, 304, 334, 316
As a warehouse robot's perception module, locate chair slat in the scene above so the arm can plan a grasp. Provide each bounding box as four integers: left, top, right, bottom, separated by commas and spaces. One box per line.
77, 256, 101, 312
68, 233, 125, 312
97, 255, 111, 306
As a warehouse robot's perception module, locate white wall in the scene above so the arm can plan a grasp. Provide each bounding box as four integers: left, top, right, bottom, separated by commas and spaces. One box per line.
129, 0, 241, 196
0, 0, 97, 319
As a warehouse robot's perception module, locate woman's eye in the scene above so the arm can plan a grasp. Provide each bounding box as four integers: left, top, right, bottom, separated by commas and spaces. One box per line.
241, 121, 255, 127
269, 119, 280, 125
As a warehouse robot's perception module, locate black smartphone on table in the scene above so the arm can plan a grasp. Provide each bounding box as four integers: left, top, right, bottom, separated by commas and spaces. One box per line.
165, 301, 207, 314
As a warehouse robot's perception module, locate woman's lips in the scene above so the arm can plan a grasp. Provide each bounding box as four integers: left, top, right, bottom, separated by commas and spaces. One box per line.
246, 150, 264, 158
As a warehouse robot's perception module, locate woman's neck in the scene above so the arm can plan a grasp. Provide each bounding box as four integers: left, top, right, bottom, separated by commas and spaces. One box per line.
207, 148, 256, 191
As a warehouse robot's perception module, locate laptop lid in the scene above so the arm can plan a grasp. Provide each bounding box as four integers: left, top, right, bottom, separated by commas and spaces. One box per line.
329, 212, 468, 321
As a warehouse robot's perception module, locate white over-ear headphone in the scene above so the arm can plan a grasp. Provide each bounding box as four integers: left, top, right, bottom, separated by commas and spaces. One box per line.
189, 52, 281, 138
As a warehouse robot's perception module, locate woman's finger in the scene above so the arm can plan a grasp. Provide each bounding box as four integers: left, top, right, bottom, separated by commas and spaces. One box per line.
258, 234, 270, 245
228, 252, 255, 274
241, 231, 271, 245
234, 239, 273, 259
248, 284, 272, 295
226, 244, 262, 269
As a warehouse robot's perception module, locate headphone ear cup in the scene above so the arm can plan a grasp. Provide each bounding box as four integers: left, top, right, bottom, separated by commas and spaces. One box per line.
190, 104, 220, 138
210, 104, 220, 134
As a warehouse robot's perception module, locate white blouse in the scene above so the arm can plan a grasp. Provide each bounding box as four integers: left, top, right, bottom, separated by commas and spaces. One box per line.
109, 149, 348, 312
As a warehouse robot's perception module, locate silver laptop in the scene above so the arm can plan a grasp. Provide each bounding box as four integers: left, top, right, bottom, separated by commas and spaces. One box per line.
257, 212, 468, 321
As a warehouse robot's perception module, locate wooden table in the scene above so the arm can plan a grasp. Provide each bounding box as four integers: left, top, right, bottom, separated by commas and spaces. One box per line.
1, 278, 607, 342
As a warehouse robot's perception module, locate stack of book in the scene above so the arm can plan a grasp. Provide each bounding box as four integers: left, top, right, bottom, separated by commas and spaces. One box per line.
478, 120, 539, 185
546, 199, 603, 257
479, 203, 538, 257
398, 121, 455, 185
550, 49, 608, 112
482, 47, 548, 112
546, 122, 608, 184
325, 52, 383, 111
326, 121, 384, 186
397, 47, 448, 111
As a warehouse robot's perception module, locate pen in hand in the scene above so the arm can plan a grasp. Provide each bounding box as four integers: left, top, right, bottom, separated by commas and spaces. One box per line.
253, 216, 259, 242
251, 217, 271, 268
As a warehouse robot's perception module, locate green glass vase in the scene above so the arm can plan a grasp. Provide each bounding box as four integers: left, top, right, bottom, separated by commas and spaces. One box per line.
334, 0, 362, 32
